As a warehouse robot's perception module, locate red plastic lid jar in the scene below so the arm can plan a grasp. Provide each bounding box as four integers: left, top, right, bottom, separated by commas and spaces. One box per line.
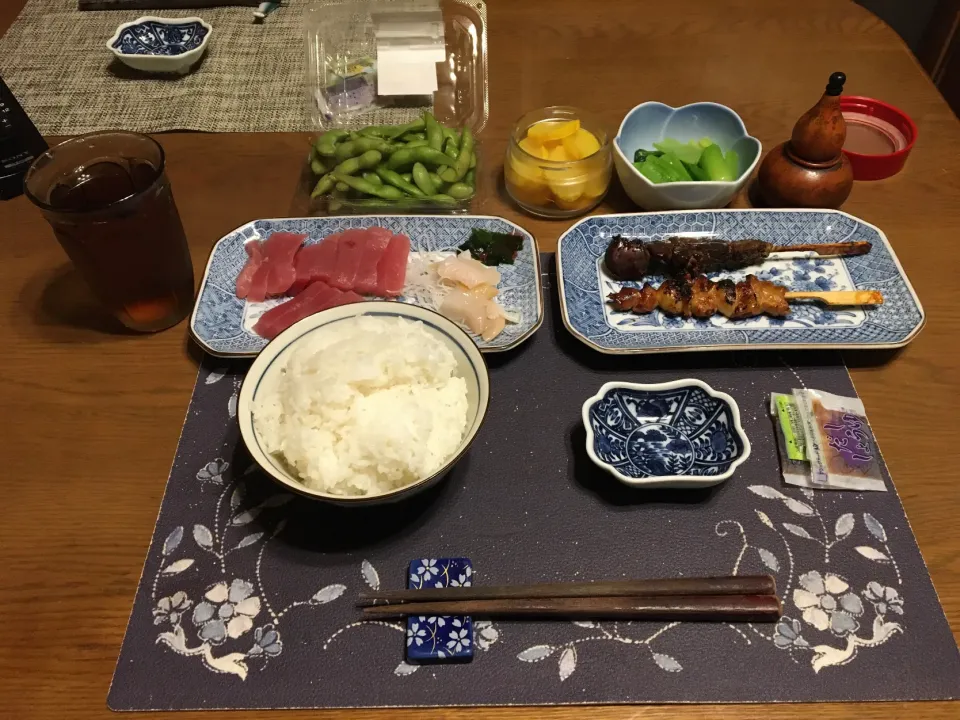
840, 96, 917, 181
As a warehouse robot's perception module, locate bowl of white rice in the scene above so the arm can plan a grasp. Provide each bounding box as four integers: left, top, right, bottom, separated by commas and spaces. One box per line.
237, 301, 489, 504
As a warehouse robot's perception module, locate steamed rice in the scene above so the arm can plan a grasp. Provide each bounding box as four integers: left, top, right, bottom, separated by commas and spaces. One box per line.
253, 316, 469, 496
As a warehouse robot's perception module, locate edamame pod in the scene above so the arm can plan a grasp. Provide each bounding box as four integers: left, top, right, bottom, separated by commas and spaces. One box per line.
310, 158, 327, 176
310, 174, 334, 198
412, 162, 437, 195
333, 172, 405, 199
314, 129, 349, 157
403, 139, 430, 148
334, 137, 391, 161
375, 167, 426, 197
382, 117, 426, 139
428, 194, 457, 203
333, 149, 382, 176
425, 112, 444, 151
445, 182, 474, 200
464, 168, 476, 187
387, 146, 457, 170
440, 127, 473, 182
442, 127, 459, 145
405, 132, 427, 142
444, 137, 460, 160
335, 181, 350, 193
362, 172, 382, 186
400, 173, 413, 182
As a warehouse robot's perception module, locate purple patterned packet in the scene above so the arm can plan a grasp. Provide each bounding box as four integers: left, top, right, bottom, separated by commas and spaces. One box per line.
793, 388, 887, 492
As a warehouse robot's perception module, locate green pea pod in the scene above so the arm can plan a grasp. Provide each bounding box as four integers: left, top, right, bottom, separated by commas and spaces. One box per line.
334, 172, 405, 199
464, 168, 476, 187
310, 174, 334, 198
412, 162, 437, 195
362, 172, 382, 186
388, 146, 457, 170
445, 182, 474, 200
382, 117, 426, 139
400, 173, 413, 183
310, 157, 327, 176
440, 127, 474, 183
375, 167, 426, 197
334, 149, 382, 176
444, 137, 460, 160
424, 112, 444, 151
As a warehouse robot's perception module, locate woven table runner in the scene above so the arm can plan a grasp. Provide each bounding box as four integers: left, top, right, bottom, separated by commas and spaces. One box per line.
108, 255, 960, 710
0, 0, 309, 133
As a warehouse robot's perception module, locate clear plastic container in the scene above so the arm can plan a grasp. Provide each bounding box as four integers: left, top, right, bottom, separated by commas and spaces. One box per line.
303, 0, 488, 214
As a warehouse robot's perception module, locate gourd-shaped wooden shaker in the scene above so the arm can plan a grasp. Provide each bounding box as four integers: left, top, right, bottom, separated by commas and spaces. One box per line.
758, 72, 853, 209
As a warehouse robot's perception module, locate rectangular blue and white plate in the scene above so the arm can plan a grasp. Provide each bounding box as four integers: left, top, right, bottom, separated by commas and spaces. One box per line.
190, 215, 543, 357
557, 209, 924, 355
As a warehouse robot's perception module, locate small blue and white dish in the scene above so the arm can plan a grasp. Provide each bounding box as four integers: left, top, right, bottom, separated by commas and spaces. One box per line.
406, 558, 474, 663
107, 16, 212, 75
190, 215, 543, 357
613, 102, 761, 211
582, 380, 750, 489
556, 209, 925, 354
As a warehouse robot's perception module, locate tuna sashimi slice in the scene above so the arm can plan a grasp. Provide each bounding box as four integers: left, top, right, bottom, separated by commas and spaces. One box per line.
329, 229, 367, 290
235, 241, 263, 299
261, 231, 307, 296
354, 227, 394, 295
375, 233, 411, 297
325, 290, 365, 309
253, 281, 341, 340
290, 234, 341, 295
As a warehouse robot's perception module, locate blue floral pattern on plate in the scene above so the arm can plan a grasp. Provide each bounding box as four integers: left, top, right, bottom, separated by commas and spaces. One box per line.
583, 381, 750, 487
112, 20, 210, 56
190, 216, 543, 357
557, 210, 924, 353
407, 558, 473, 663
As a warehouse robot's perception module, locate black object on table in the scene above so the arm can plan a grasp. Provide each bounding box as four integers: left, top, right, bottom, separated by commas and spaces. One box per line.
0, 77, 47, 201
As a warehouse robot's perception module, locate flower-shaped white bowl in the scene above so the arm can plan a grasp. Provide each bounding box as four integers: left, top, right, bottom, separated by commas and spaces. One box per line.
107, 16, 212, 75
238, 301, 490, 506
613, 102, 762, 211
582, 379, 751, 489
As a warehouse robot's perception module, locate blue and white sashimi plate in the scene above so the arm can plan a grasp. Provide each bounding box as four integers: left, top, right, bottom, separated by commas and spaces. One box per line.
557, 209, 924, 354
190, 215, 543, 357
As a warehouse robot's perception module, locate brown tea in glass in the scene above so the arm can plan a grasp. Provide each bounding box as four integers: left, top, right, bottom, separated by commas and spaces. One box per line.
25, 131, 194, 332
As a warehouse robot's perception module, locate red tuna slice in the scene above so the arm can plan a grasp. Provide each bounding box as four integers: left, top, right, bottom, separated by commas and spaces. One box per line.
375, 233, 411, 297
329, 228, 368, 290
354, 228, 394, 295
260, 231, 307, 296
325, 290, 365, 309
235, 240, 263, 299
253, 281, 341, 340
289, 233, 341, 295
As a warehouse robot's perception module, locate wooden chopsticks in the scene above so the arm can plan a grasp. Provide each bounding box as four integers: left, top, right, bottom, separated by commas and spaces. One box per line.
358, 575, 781, 623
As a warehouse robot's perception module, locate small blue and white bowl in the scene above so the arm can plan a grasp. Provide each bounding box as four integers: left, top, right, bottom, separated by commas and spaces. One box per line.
582, 379, 750, 489
107, 16, 212, 75
613, 102, 762, 211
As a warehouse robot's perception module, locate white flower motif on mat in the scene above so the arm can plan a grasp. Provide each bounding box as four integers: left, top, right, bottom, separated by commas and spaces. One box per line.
248, 626, 283, 658
793, 571, 863, 636
863, 582, 904, 616
773, 617, 809, 649
153, 592, 192, 626
446, 620, 471, 654
192, 579, 261, 644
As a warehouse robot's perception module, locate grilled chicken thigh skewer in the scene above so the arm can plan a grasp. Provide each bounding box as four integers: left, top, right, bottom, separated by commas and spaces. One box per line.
608, 275, 883, 320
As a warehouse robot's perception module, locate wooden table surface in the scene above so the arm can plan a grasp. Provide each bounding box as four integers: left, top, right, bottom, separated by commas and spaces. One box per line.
2, 0, 959, 718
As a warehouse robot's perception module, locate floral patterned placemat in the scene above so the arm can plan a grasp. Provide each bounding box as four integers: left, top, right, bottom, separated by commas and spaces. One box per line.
108, 256, 960, 710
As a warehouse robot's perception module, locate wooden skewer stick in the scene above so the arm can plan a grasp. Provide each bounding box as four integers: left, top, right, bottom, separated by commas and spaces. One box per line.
361, 594, 783, 623
785, 290, 884, 307
358, 575, 776, 607
777, 241, 873, 256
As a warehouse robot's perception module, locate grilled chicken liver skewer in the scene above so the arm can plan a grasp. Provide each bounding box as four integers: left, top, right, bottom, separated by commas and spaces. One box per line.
604, 236, 873, 281
608, 275, 882, 320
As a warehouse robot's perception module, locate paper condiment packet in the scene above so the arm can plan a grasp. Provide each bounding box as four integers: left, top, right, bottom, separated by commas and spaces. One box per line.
792, 388, 887, 492
769, 392, 811, 488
